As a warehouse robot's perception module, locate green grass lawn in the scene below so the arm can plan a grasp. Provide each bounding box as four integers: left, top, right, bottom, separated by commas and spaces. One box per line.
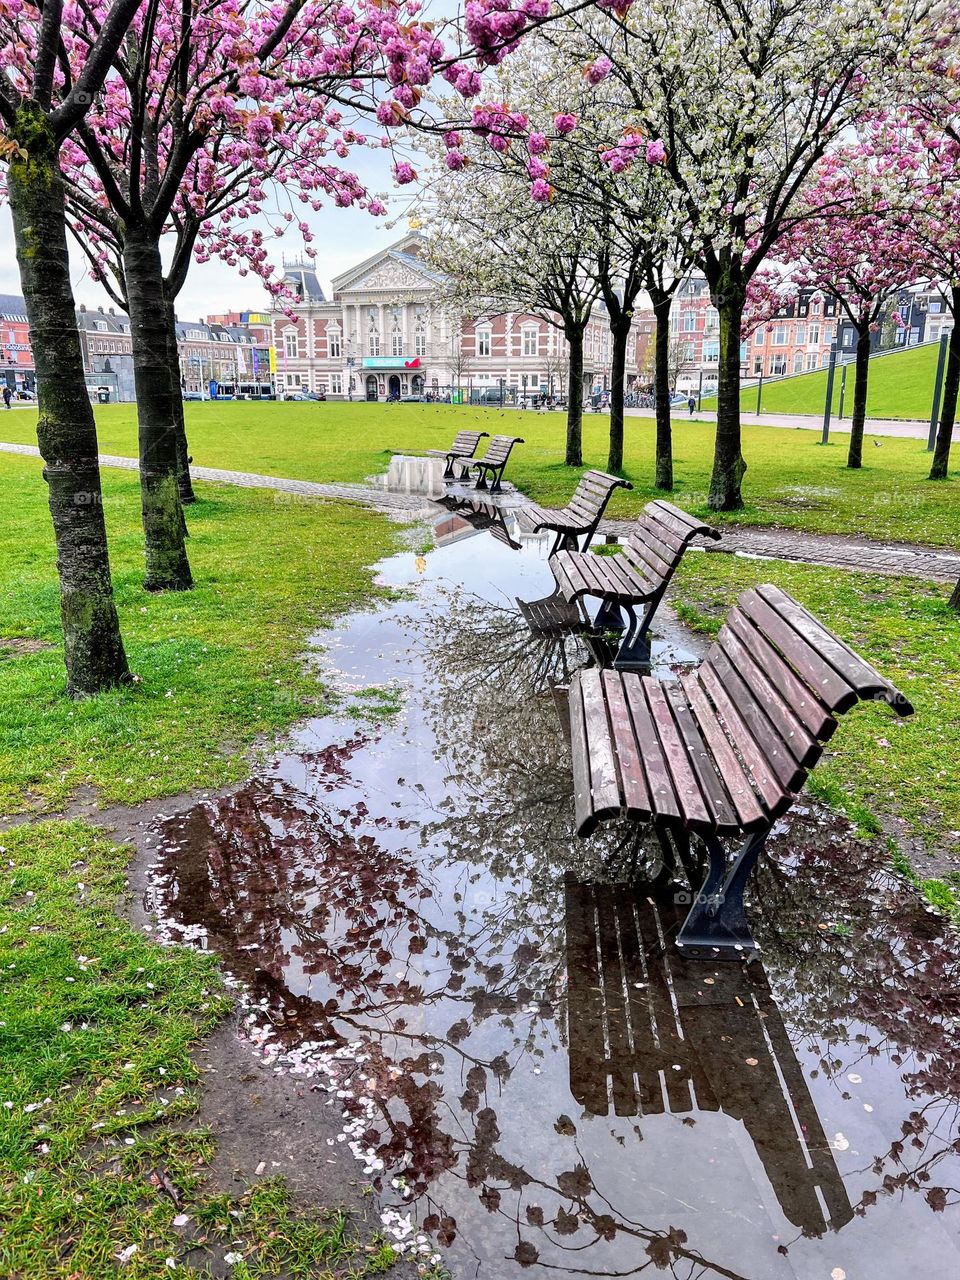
3, 399, 957, 547
703, 341, 940, 419
0, 454, 403, 1276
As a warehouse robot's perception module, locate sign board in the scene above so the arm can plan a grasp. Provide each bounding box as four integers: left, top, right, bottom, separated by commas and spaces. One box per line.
362, 356, 421, 370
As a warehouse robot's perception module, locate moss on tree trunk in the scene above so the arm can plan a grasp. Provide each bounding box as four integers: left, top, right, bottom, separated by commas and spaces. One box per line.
163, 298, 195, 504
7, 107, 130, 697
123, 228, 193, 589
652, 292, 673, 491
847, 324, 872, 469
607, 317, 630, 473
565, 322, 585, 468
709, 280, 747, 510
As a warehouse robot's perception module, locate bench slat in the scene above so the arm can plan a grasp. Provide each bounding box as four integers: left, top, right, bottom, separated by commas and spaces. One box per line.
581, 669, 623, 819
717, 624, 820, 767
602, 672, 653, 818
645, 679, 713, 827
680, 673, 769, 830
706, 650, 810, 794
739, 590, 858, 712
664, 682, 740, 833
727, 609, 837, 741
568, 673, 600, 835
620, 676, 683, 821
696, 663, 792, 813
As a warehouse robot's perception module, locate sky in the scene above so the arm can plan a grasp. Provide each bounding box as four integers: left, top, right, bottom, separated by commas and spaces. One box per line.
0, 141, 421, 321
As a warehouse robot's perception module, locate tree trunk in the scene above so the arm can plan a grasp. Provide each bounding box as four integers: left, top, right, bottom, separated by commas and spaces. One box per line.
607, 317, 629, 473
163, 299, 195, 504
123, 227, 193, 590
709, 282, 747, 510
847, 323, 872, 469
652, 293, 673, 491
950, 576, 960, 609
7, 108, 130, 697
930, 285, 960, 481
565, 323, 585, 467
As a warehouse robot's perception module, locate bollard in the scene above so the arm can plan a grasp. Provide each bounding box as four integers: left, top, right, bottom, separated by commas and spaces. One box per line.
838, 364, 847, 419
756, 373, 764, 416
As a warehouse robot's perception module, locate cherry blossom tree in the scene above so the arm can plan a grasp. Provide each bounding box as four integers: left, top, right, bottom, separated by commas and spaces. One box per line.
772, 153, 924, 468
0, 0, 144, 694
577, 0, 935, 509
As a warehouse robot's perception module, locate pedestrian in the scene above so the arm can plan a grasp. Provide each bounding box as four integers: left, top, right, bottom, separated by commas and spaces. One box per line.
2, 386, 11, 409
687, 395, 696, 416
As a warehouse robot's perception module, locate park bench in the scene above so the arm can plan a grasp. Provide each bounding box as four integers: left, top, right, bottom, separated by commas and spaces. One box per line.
425, 430, 489, 478
564, 877, 853, 1234
567, 584, 913, 957
521, 500, 720, 668
455, 434, 524, 492
516, 470, 633, 554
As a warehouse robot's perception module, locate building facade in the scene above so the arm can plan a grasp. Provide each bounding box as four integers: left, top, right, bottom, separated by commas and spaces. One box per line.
0, 294, 35, 393
269, 233, 622, 402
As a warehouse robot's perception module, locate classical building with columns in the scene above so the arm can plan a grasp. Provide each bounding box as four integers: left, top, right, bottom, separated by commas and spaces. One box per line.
270, 232, 622, 402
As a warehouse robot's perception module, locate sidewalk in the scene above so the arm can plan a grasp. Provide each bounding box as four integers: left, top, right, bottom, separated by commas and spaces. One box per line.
4, 440, 957, 582
624, 407, 939, 441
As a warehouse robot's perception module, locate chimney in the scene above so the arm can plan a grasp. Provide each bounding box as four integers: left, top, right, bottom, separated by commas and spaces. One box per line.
97, 305, 104, 313
109, 307, 115, 315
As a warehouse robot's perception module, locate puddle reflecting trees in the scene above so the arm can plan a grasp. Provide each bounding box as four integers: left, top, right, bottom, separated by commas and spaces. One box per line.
149, 529, 960, 1278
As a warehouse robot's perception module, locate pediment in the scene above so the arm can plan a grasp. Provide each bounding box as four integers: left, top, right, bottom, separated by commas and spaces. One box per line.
337, 254, 436, 295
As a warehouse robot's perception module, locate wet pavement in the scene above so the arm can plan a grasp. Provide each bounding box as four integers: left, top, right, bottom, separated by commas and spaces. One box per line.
147, 465, 960, 1280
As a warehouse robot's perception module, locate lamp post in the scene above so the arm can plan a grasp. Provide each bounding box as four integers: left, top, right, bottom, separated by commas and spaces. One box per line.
821, 344, 838, 444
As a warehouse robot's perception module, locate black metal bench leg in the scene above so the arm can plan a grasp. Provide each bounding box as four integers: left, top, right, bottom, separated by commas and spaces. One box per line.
612, 606, 652, 669
675, 829, 769, 958
593, 599, 626, 633
474, 467, 489, 490
490, 467, 504, 494
442, 454, 455, 479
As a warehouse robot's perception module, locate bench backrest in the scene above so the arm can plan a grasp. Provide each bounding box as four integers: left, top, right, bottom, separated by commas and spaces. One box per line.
450, 430, 488, 455
689, 584, 913, 817
563, 470, 633, 528
477, 434, 524, 466
621, 500, 720, 591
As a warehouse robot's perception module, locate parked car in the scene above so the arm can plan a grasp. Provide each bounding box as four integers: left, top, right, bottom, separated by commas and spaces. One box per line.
399, 394, 426, 403
14, 388, 36, 401
182, 391, 204, 401
283, 390, 323, 401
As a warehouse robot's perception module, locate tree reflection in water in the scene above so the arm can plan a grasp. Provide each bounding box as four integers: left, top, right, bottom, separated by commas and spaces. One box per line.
150, 552, 960, 1278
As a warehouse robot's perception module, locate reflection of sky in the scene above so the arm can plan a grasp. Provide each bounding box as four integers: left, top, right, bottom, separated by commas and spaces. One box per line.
0, 0, 462, 319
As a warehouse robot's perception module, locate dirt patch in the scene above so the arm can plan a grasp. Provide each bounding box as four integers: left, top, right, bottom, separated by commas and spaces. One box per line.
0, 636, 54, 656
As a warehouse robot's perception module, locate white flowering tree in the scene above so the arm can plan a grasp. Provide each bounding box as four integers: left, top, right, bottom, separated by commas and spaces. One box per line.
572, 0, 933, 508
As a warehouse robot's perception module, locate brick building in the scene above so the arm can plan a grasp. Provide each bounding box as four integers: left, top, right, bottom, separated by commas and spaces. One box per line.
269, 232, 624, 402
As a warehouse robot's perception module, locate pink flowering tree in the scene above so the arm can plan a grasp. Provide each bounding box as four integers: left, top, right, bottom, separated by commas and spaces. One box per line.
871, 110, 960, 480
58, 0, 591, 591
571, 0, 933, 509
771, 153, 925, 467
0, 0, 146, 694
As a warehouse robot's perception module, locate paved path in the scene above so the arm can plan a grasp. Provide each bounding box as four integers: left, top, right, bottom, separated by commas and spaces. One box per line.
4, 440, 957, 582
624, 407, 943, 441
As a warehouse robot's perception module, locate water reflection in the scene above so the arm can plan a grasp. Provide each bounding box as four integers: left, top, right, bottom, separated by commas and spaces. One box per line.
149, 519, 960, 1278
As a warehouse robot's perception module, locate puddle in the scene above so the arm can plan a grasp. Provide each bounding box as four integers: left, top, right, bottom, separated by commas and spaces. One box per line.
148, 507, 960, 1279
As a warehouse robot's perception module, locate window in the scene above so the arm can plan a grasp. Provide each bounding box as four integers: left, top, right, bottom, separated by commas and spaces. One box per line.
683, 311, 696, 332
391, 332, 403, 357
753, 330, 765, 347
283, 330, 298, 359
522, 327, 538, 357
808, 324, 820, 346
772, 325, 787, 345
328, 329, 341, 358
704, 307, 719, 333
683, 342, 696, 361
823, 326, 834, 346
368, 332, 380, 356
770, 355, 786, 375
753, 356, 763, 375
929, 299, 942, 314
806, 352, 818, 370
415, 331, 426, 357
285, 373, 301, 387
793, 351, 804, 373
794, 325, 805, 345
476, 329, 491, 357
331, 373, 342, 394
703, 340, 720, 362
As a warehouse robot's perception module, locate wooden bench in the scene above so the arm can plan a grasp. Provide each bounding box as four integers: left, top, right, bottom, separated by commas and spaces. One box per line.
516, 470, 633, 553
524, 500, 720, 668
565, 877, 853, 1234
567, 584, 913, 957
455, 434, 524, 492
425, 430, 489, 478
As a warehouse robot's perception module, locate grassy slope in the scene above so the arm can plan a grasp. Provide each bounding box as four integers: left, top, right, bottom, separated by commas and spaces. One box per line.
703, 341, 938, 419
2, 399, 957, 547
0, 455, 402, 1276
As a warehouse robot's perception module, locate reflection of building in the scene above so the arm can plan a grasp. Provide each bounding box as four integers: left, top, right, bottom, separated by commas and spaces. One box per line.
77, 304, 135, 402
565, 878, 854, 1237
270, 233, 625, 402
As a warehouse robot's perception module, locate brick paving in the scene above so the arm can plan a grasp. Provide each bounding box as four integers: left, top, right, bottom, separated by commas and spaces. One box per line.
4, 440, 958, 582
